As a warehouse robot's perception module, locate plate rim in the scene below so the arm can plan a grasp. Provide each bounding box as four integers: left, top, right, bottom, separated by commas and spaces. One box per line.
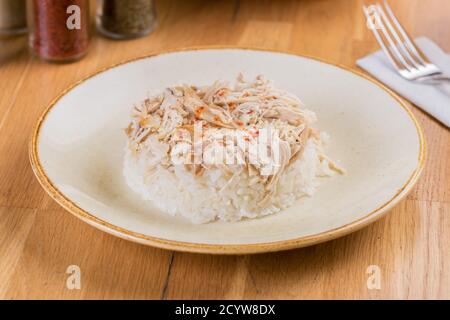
29, 46, 426, 254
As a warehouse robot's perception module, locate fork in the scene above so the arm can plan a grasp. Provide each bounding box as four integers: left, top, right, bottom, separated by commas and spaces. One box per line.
363, 0, 450, 83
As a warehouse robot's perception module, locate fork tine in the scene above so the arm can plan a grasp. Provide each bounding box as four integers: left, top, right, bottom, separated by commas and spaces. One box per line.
382, 0, 430, 65
364, 4, 414, 72
375, 3, 422, 69
363, 5, 405, 71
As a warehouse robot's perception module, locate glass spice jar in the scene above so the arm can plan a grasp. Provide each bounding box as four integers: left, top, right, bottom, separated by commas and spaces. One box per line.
27, 0, 90, 63
96, 0, 157, 40
0, 0, 27, 36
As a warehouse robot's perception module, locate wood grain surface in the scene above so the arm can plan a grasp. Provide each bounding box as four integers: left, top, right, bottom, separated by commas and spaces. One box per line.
0, 0, 449, 300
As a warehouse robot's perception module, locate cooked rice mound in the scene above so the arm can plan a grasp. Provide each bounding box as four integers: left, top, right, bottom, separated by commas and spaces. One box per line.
123, 74, 343, 224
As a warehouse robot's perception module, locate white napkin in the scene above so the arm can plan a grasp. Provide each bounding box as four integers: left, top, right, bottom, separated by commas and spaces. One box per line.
357, 37, 450, 128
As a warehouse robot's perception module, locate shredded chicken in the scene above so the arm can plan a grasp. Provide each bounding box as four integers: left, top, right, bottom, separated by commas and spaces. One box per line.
125, 74, 343, 209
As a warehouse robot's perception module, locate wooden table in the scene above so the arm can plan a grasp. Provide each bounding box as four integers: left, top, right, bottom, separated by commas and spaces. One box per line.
0, 0, 449, 300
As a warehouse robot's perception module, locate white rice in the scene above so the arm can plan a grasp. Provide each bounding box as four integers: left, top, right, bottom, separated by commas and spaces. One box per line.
123, 136, 334, 224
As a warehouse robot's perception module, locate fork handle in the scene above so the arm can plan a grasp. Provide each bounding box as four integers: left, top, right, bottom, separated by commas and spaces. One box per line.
416, 75, 450, 97
417, 74, 450, 84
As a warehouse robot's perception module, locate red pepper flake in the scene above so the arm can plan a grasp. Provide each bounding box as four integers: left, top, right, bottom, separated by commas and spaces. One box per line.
213, 116, 220, 122
235, 120, 244, 126
247, 110, 254, 115
195, 106, 205, 118
250, 130, 259, 138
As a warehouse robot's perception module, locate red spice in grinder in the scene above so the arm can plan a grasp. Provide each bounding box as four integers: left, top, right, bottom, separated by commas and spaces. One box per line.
28, 0, 90, 62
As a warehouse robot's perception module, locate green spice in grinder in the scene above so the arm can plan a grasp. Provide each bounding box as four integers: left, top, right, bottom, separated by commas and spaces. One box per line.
97, 0, 156, 39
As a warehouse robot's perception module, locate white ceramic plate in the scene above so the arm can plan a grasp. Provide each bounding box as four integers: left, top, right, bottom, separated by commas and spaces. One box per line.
30, 48, 425, 254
